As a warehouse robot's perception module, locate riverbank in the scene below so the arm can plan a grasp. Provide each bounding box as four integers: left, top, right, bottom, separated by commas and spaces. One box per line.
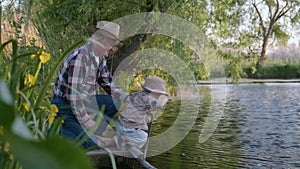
197, 78, 300, 84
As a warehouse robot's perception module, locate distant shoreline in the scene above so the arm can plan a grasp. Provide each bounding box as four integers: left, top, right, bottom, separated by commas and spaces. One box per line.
197, 78, 300, 84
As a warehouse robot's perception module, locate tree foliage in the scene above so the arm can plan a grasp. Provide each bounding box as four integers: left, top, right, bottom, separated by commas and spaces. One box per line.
23, 0, 300, 81
26, 0, 177, 57
251, 0, 300, 66
26, 0, 212, 77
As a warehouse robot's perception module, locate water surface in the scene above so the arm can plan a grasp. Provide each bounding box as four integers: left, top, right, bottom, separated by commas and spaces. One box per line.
109, 83, 300, 169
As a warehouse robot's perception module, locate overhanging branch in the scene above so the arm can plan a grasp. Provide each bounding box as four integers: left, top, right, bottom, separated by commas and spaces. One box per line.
252, 2, 266, 36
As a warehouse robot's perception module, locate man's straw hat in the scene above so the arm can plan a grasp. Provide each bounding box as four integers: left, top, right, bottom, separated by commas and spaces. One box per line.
141, 76, 170, 96
96, 21, 120, 40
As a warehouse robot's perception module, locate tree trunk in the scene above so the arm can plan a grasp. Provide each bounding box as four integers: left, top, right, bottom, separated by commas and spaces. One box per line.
107, 0, 172, 73
107, 0, 155, 73
108, 33, 150, 73
259, 36, 268, 65
257, 21, 274, 67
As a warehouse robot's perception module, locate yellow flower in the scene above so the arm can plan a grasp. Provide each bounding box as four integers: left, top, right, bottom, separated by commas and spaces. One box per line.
51, 104, 59, 114
39, 52, 51, 64
48, 114, 55, 125
24, 74, 35, 87
48, 104, 59, 125
23, 103, 30, 112
31, 54, 37, 59
9, 154, 14, 160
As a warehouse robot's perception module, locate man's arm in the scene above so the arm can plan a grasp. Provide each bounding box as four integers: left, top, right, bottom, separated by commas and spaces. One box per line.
68, 54, 93, 127
97, 58, 128, 100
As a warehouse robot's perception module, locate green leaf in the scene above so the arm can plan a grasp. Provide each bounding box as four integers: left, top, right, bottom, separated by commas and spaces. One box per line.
0, 79, 13, 105
265, 0, 276, 7
0, 79, 15, 127
11, 116, 33, 140
47, 117, 64, 139
7, 133, 94, 169
272, 24, 290, 45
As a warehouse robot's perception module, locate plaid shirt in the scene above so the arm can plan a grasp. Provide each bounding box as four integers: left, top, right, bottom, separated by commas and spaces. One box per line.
53, 42, 119, 123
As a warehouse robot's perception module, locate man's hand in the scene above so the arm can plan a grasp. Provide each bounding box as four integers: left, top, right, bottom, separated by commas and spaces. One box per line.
82, 119, 96, 129
112, 89, 128, 100
111, 90, 121, 99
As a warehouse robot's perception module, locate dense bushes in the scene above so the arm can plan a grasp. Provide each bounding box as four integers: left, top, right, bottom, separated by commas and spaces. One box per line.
245, 64, 300, 79
219, 50, 300, 82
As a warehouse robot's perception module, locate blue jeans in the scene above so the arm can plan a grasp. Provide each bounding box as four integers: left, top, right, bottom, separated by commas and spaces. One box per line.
50, 94, 120, 149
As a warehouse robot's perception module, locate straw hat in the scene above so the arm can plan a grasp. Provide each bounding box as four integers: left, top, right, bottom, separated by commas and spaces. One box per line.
96, 21, 120, 40
141, 76, 170, 96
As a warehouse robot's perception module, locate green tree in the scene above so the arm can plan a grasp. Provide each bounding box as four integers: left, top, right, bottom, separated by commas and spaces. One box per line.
26, 0, 175, 64
206, 0, 300, 78
206, 0, 247, 47
251, 0, 300, 66
26, 0, 213, 78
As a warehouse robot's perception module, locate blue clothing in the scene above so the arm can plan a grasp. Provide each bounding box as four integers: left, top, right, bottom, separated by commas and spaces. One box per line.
50, 94, 120, 149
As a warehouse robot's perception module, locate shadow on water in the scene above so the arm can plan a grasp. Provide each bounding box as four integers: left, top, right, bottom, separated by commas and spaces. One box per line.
104, 83, 300, 169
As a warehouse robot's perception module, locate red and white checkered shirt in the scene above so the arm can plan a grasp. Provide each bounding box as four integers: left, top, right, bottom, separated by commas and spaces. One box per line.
53, 42, 120, 123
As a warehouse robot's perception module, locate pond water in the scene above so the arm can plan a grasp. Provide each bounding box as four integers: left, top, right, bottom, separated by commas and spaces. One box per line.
99, 83, 300, 169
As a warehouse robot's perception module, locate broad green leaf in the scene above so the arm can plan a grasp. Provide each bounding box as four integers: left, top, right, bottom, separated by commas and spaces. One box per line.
0, 79, 15, 127
12, 116, 33, 140
7, 133, 94, 169
0, 79, 13, 104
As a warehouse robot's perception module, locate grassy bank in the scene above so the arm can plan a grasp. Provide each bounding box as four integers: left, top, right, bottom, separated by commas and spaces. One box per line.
198, 78, 300, 84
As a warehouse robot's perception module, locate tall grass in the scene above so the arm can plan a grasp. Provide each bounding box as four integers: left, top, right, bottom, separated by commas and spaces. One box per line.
0, 38, 117, 169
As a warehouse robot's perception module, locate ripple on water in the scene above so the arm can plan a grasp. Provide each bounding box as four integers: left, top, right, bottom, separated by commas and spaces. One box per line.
127, 83, 300, 169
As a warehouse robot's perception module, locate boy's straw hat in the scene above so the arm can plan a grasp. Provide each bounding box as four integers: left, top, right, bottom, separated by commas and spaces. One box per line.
96, 21, 120, 40
141, 76, 170, 96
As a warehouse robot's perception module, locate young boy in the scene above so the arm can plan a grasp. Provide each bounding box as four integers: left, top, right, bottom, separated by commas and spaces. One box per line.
96, 76, 172, 157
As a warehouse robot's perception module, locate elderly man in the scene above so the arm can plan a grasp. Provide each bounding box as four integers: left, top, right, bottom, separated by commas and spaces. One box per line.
50, 21, 127, 149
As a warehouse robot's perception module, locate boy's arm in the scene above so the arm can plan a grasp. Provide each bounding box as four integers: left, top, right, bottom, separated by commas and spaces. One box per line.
154, 95, 172, 109
149, 95, 172, 120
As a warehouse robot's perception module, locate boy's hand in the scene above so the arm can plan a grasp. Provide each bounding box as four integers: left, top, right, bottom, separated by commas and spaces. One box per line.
166, 95, 173, 101
82, 119, 96, 129
111, 91, 120, 99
